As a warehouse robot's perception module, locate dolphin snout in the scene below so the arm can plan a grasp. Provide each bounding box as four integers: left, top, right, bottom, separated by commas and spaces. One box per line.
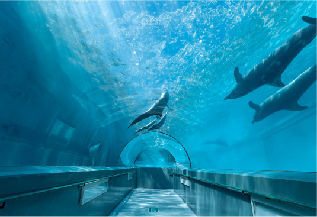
224, 95, 231, 100
224, 92, 236, 100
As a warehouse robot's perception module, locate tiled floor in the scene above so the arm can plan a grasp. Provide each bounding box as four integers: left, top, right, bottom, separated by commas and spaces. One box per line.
110, 189, 196, 216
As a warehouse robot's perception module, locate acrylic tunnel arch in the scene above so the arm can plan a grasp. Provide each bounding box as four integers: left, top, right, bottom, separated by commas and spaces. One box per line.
117, 132, 191, 168
133, 146, 177, 167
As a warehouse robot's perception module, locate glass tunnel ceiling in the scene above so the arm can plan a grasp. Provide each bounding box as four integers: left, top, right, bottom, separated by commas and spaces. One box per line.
2, 1, 315, 171
134, 146, 177, 167
119, 132, 191, 168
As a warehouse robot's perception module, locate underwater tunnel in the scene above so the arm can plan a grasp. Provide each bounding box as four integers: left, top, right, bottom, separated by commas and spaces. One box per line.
118, 132, 191, 168
0, 1, 316, 216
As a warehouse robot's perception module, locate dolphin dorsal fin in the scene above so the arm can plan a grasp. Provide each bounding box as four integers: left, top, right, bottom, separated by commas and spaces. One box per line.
249, 101, 260, 111
285, 102, 308, 111
302, 16, 317, 25
234, 67, 243, 83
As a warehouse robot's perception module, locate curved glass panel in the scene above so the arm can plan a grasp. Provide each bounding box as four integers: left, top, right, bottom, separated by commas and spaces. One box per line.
135, 146, 176, 167
119, 132, 190, 168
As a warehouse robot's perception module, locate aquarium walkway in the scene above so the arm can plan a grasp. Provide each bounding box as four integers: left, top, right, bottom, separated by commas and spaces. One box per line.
0, 167, 315, 216
110, 189, 195, 216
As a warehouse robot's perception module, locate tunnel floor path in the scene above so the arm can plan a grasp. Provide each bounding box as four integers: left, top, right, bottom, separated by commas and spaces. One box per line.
110, 189, 196, 216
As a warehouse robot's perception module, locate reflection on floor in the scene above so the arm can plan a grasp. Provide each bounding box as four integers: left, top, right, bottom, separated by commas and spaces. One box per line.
110, 189, 196, 216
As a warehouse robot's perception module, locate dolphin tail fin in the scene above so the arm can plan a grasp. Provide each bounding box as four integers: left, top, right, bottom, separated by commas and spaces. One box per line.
249, 101, 260, 111
234, 67, 243, 83
127, 113, 152, 129
268, 76, 285, 87
285, 102, 308, 111
302, 16, 317, 25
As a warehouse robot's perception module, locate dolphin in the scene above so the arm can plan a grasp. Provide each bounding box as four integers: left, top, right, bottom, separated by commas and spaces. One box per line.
202, 139, 228, 147
302, 16, 317, 25
148, 111, 168, 131
89, 143, 100, 156
136, 115, 161, 133
249, 64, 316, 124
225, 16, 316, 100
127, 91, 169, 129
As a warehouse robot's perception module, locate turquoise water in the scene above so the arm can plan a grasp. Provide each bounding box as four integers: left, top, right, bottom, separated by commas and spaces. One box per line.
0, 1, 315, 171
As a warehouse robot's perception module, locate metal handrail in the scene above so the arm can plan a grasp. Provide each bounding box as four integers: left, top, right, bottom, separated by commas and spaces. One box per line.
173, 173, 316, 210
0, 171, 135, 203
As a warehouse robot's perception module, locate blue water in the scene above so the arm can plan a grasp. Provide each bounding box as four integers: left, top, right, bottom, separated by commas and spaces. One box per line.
0, 1, 315, 171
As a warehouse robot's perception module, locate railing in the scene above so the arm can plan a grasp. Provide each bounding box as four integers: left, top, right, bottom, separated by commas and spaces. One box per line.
0, 171, 134, 203
173, 172, 316, 210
